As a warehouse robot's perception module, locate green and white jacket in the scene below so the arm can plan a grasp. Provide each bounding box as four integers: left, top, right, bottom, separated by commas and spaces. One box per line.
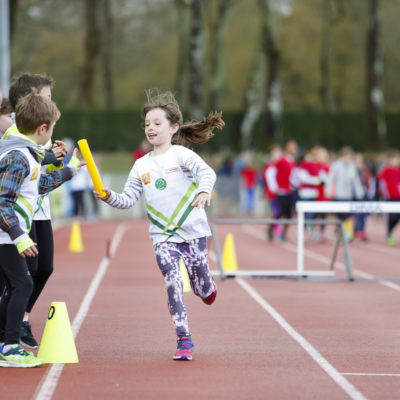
107, 145, 216, 245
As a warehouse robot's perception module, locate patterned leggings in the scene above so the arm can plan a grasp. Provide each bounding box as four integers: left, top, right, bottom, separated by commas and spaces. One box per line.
154, 237, 216, 339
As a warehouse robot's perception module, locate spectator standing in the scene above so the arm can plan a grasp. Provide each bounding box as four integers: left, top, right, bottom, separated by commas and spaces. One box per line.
377, 150, 400, 245
325, 147, 364, 240
270, 140, 297, 241
263, 145, 282, 240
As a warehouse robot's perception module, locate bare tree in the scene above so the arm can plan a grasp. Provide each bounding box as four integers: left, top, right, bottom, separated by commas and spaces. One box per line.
366, 0, 386, 149
207, 0, 233, 109
240, 44, 265, 149
188, 0, 204, 119
258, 0, 282, 140
174, 0, 191, 106
80, 0, 101, 108
100, 0, 114, 109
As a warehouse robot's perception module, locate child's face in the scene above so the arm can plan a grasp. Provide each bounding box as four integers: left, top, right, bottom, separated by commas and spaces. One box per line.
39, 85, 52, 100
0, 113, 13, 134
37, 121, 56, 145
144, 108, 178, 147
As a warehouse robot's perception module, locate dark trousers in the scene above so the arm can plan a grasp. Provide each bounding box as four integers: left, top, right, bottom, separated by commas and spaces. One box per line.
0, 245, 33, 344
26, 220, 54, 313
277, 193, 294, 239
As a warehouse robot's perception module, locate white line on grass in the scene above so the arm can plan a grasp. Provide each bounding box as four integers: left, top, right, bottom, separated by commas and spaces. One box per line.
235, 277, 367, 400
32, 223, 127, 400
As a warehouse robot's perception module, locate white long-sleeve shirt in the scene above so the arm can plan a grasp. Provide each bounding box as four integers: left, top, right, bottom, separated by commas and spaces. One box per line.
107, 145, 216, 245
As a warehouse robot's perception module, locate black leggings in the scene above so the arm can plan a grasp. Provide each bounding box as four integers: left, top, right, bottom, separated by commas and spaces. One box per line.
0, 245, 33, 344
25, 220, 54, 313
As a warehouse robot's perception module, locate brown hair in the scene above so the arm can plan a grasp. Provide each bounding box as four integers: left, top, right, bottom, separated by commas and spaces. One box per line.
9, 73, 54, 110
15, 90, 60, 134
143, 89, 224, 145
1, 98, 12, 115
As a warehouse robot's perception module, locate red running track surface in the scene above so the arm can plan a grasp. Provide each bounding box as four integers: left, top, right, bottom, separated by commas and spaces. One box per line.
2, 216, 400, 400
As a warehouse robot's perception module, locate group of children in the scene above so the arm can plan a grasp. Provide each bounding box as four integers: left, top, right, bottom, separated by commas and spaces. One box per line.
0, 77, 223, 367
263, 142, 400, 244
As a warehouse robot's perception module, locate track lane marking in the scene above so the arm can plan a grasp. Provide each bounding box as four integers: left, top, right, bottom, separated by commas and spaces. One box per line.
32, 223, 127, 400
240, 225, 400, 293
235, 278, 367, 400
341, 373, 400, 377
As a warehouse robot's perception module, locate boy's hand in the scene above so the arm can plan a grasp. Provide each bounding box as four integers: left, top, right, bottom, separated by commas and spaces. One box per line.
21, 244, 39, 258
52, 140, 67, 161
16, 236, 38, 258
191, 192, 211, 208
94, 188, 111, 201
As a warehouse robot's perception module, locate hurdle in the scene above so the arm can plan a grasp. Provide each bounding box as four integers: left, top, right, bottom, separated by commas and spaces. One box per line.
210, 217, 353, 280
296, 201, 400, 280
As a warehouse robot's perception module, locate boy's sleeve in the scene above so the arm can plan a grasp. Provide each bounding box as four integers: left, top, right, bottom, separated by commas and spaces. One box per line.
0, 151, 31, 241
38, 164, 75, 194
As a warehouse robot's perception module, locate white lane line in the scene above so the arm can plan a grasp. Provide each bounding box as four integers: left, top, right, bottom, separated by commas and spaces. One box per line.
236, 277, 367, 400
32, 223, 127, 400
341, 373, 400, 377
240, 225, 400, 293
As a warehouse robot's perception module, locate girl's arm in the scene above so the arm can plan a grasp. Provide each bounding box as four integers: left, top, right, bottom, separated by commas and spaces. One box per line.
181, 148, 216, 208
95, 165, 143, 209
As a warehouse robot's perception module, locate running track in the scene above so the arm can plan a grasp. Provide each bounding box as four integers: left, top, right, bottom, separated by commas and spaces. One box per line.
2, 216, 400, 399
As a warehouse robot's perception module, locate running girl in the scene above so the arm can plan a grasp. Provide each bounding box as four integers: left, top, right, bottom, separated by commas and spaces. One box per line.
94, 90, 224, 361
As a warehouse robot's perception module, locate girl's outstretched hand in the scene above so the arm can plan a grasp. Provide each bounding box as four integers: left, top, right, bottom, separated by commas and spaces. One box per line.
192, 192, 211, 208
94, 188, 111, 201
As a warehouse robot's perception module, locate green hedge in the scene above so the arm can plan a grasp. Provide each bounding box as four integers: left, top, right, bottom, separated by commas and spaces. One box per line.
54, 109, 400, 153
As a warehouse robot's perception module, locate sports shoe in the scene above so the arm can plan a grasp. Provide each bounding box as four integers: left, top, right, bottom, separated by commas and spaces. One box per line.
387, 235, 397, 246
202, 289, 217, 305
20, 321, 38, 349
173, 337, 194, 361
0, 344, 44, 368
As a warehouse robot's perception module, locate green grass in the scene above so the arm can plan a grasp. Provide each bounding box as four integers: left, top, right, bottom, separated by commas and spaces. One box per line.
96, 151, 133, 173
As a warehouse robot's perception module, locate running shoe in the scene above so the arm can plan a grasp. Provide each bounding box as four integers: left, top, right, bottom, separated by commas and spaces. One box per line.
173, 337, 194, 361
387, 235, 397, 246
202, 289, 217, 305
0, 344, 44, 368
20, 321, 38, 349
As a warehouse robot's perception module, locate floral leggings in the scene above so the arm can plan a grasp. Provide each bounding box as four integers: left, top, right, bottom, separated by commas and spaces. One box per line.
154, 237, 216, 339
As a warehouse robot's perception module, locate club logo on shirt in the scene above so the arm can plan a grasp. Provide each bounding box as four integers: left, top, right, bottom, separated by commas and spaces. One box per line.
30, 167, 39, 181
141, 173, 151, 185
155, 178, 167, 190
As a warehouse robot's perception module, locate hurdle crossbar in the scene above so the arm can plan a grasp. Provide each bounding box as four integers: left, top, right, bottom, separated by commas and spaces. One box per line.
210, 217, 353, 280
296, 201, 400, 279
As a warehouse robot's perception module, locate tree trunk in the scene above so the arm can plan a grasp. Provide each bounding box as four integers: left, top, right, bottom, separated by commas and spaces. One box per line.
188, 0, 204, 119
258, 0, 282, 141
240, 44, 265, 150
174, 0, 191, 106
100, 0, 114, 109
8, 0, 18, 44
207, 0, 232, 109
319, 0, 335, 111
80, 0, 101, 108
366, 0, 386, 149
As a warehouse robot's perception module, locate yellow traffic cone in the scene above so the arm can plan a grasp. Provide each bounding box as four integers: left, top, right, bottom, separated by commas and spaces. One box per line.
222, 233, 238, 271
37, 302, 79, 363
180, 258, 192, 293
69, 221, 83, 253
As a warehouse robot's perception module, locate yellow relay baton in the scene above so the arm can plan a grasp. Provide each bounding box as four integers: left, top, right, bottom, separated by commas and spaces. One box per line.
77, 139, 106, 198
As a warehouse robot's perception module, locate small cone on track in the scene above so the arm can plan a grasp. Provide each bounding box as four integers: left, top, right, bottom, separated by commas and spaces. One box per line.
37, 302, 79, 363
222, 233, 238, 271
69, 221, 83, 253
180, 258, 192, 293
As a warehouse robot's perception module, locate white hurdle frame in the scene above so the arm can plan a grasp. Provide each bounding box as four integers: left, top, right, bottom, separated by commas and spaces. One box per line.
210, 217, 352, 280
296, 201, 400, 276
